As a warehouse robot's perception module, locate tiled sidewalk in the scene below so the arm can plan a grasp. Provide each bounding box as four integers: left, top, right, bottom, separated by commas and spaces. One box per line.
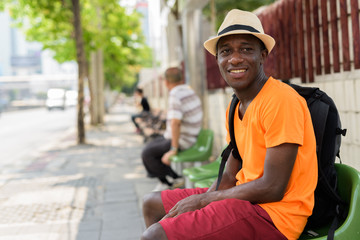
0, 102, 157, 240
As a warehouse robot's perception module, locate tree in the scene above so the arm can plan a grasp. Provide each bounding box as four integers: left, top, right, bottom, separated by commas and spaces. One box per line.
203, 0, 276, 31
1, 0, 152, 143
2, 0, 88, 143
165, 0, 183, 47
71, 0, 87, 143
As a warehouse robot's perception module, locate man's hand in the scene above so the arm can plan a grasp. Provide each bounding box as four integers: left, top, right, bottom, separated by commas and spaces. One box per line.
162, 193, 209, 220
161, 150, 177, 166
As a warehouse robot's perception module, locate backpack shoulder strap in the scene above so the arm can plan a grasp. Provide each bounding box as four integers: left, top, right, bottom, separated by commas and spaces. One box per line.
216, 94, 241, 190
229, 95, 241, 160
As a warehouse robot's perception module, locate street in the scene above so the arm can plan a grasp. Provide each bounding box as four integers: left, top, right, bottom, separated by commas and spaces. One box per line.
0, 107, 77, 173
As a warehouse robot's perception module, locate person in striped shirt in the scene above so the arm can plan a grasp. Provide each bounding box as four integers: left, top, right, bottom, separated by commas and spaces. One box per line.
141, 67, 203, 192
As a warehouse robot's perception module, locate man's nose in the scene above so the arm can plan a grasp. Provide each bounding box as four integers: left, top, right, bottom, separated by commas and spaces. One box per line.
228, 51, 244, 65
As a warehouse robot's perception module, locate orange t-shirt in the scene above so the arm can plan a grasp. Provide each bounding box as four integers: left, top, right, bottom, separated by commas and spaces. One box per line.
226, 77, 317, 240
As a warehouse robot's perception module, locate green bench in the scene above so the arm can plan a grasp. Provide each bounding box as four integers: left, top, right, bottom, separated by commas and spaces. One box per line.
183, 155, 221, 188
299, 163, 360, 239
194, 176, 217, 188
170, 129, 214, 180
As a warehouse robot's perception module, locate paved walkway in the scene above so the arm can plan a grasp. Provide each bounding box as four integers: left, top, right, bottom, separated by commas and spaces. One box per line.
0, 101, 158, 240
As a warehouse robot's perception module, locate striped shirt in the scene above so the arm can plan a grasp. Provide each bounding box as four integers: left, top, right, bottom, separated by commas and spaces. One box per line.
164, 84, 203, 149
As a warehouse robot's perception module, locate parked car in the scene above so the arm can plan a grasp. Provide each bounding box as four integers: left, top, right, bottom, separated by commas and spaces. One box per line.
46, 88, 66, 110
65, 90, 78, 107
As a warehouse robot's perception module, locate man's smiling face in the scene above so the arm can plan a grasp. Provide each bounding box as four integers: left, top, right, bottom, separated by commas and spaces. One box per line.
216, 34, 268, 91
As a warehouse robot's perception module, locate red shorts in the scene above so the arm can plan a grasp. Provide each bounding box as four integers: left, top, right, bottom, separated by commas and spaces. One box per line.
160, 188, 287, 240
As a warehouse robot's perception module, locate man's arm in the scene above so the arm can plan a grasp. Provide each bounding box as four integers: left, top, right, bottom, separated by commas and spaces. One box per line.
214, 143, 298, 203
161, 118, 181, 165
163, 143, 298, 219
207, 150, 240, 192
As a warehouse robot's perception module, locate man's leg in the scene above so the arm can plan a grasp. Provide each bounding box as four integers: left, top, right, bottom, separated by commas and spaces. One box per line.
142, 188, 208, 239
131, 113, 141, 129
141, 223, 167, 240
142, 191, 166, 227
159, 198, 287, 239
142, 188, 286, 239
141, 137, 174, 186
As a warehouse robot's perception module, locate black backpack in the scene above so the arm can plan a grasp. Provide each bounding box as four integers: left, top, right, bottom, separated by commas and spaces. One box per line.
216, 83, 347, 240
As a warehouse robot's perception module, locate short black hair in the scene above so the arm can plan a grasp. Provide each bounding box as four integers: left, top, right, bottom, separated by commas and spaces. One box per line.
136, 88, 143, 94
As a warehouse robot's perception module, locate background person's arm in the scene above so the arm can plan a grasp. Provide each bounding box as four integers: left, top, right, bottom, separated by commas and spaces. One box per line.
161, 118, 181, 165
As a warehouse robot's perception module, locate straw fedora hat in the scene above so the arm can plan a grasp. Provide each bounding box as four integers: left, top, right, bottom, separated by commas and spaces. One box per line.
204, 9, 276, 56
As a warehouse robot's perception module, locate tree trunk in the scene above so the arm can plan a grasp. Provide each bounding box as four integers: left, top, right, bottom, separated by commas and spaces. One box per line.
210, 0, 216, 35
89, 51, 97, 125
89, 50, 104, 125
96, 49, 105, 124
89, 4, 104, 126
71, 0, 86, 144
172, 0, 183, 48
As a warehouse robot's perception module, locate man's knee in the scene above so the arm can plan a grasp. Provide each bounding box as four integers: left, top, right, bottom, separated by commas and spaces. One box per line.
143, 191, 166, 226
141, 141, 158, 163
143, 191, 164, 215
141, 223, 168, 240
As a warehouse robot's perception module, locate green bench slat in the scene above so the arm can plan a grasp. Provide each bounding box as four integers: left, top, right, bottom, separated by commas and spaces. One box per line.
183, 156, 221, 182
170, 129, 214, 163
194, 176, 217, 188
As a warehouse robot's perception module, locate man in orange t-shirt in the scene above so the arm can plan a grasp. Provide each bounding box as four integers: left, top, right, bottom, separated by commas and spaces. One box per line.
228, 77, 317, 239
141, 9, 317, 240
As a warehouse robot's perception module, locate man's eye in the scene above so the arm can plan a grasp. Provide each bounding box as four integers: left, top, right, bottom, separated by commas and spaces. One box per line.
241, 48, 252, 52
220, 49, 231, 55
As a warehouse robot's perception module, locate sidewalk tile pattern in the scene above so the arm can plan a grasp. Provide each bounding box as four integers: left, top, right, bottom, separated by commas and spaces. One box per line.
0, 103, 158, 240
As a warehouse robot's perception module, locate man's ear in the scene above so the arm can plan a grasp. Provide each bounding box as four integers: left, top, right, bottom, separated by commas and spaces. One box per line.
260, 49, 268, 65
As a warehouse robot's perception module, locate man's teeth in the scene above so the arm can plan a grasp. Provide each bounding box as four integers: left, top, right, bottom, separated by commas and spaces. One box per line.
231, 69, 246, 73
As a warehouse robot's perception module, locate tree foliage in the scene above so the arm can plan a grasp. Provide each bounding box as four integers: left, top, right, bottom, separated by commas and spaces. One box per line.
203, 0, 275, 31
1, 0, 152, 91
97, 3, 153, 90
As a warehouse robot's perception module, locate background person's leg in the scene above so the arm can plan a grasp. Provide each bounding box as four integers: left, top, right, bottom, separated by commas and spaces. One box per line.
131, 113, 141, 129
141, 137, 174, 184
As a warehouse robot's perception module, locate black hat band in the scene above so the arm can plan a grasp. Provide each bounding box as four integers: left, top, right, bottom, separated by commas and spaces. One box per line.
218, 24, 260, 36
